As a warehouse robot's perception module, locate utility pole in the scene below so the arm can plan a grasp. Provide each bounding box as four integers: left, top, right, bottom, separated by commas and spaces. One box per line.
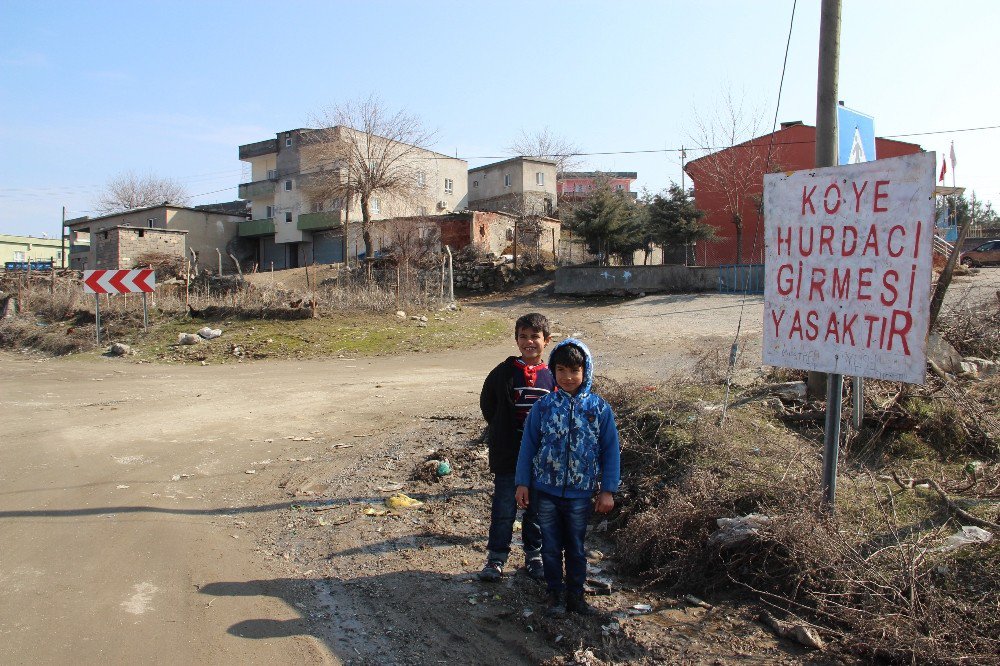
60, 206, 66, 270
809, 0, 841, 402
814, 0, 843, 509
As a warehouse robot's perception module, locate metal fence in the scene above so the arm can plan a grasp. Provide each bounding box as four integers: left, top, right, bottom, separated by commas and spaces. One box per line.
718, 264, 765, 294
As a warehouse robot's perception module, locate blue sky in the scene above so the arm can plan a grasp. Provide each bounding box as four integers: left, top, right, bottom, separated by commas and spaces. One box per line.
2, 0, 997, 236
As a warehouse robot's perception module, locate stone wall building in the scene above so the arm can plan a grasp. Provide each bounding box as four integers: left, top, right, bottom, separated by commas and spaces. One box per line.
92, 227, 186, 270
65, 204, 246, 272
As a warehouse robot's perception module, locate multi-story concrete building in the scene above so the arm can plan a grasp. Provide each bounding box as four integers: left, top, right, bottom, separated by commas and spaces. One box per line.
557, 171, 638, 201
237, 127, 468, 268
64, 204, 247, 271
467, 157, 558, 217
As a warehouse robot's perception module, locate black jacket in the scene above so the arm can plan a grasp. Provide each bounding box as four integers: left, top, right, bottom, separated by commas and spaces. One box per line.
480, 357, 555, 474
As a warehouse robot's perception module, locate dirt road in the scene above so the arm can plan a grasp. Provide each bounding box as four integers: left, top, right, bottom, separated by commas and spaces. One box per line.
0, 348, 507, 664
2, 267, 996, 664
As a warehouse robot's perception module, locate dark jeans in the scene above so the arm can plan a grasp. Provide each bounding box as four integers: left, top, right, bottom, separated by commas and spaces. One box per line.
486, 473, 542, 564
535, 490, 592, 594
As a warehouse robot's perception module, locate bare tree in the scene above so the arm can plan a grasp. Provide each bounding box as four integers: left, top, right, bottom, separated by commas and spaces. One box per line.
507, 126, 583, 174
686, 90, 768, 265
93, 170, 189, 215
305, 95, 436, 260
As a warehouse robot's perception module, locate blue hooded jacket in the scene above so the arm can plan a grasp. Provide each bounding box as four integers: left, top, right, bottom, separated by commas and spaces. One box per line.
514, 338, 621, 498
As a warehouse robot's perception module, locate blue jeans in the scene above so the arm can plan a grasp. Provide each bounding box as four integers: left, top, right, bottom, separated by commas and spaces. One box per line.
486, 473, 542, 564
534, 490, 592, 594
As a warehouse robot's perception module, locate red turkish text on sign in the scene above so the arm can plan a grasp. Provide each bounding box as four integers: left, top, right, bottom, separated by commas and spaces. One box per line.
762, 152, 936, 385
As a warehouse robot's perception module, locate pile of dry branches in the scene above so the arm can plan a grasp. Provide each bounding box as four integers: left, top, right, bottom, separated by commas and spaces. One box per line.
601, 371, 999, 664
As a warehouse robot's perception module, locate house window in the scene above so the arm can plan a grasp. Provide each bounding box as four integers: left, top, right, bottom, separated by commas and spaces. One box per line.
267, 169, 277, 180
371, 197, 380, 215
417, 206, 427, 216
102, 231, 108, 240
473, 180, 479, 188
147, 218, 154, 228
419, 227, 431, 239
266, 205, 274, 218
311, 200, 324, 213
138, 230, 145, 238
13, 251, 24, 261
505, 228, 514, 241
616, 184, 624, 191
285, 137, 292, 147
536, 172, 544, 186
285, 212, 293, 224
574, 184, 583, 192
504, 174, 511, 188
444, 178, 453, 194
416, 172, 426, 187
284, 180, 292, 191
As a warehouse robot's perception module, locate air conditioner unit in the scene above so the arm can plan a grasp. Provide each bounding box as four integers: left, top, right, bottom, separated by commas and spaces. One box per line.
437, 201, 448, 210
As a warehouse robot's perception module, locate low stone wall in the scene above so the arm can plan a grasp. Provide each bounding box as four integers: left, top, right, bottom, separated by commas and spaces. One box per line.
554, 265, 719, 295
453, 261, 544, 292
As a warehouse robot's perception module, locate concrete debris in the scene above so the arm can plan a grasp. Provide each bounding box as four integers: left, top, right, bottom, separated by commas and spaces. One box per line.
927, 332, 964, 374
197, 327, 222, 340
108, 343, 131, 356
395, 310, 406, 319
760, 612, 825, 650
177, 333, 201, 345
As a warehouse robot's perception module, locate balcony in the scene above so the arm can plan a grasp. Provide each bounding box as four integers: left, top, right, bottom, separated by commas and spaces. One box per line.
238, 179, 275, 199
239, 218, 275, 237
239, 138, 278, 160
297, 211, 342, 231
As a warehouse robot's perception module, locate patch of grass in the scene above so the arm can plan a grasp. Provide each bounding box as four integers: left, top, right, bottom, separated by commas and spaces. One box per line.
110, 309, 508, 364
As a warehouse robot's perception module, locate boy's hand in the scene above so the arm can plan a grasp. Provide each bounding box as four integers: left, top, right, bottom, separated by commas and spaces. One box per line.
515, 485, 530, 509
594, 491, 614, 514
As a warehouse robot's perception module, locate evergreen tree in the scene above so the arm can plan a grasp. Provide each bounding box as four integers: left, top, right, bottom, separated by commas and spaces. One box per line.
646, 184, 713, 265
573, 179, 647, 265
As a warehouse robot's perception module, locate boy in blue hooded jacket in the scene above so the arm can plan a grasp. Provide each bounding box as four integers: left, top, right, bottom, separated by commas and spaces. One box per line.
514, 338, 620, 616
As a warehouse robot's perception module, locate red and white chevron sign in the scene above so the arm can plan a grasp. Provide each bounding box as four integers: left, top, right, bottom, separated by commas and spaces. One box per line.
83, 269, 156, 294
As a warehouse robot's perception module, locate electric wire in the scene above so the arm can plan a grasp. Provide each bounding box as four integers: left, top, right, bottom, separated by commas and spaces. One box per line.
719, 0, 798, 425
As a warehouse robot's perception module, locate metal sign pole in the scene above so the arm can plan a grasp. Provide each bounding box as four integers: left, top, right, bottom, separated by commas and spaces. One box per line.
852, 376, 863, 428
95, 294, 101, 347
822, 374, 844, 507
142, 292, 148, 332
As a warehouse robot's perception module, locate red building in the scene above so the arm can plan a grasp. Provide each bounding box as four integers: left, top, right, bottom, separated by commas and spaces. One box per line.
684, 122, 922, 266
557, 171, 638, 200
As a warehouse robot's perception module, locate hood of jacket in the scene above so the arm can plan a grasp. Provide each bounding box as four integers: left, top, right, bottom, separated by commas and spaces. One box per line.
548, 337, 593, 397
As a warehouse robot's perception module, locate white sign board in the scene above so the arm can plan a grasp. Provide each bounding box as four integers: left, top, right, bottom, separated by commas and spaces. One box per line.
762, 152, 936, 385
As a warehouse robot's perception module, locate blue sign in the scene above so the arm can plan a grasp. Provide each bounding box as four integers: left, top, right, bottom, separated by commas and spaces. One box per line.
838, 105, 876, 165
4, 260, 53, 272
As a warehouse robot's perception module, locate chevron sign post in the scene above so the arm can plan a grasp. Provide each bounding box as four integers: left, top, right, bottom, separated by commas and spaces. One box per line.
83, 269, 157, 345
83, 269, 156, 294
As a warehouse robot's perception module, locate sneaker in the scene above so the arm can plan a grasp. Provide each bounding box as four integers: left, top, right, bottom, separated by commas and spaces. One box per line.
545, 590, 567, 617
525, 559, 546, 582
566, 592, 597, 616
477, 560, 503, 582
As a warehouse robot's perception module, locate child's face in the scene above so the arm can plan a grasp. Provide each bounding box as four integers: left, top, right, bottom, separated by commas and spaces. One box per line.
554, 363, 585, 394
515, 326, 550, 365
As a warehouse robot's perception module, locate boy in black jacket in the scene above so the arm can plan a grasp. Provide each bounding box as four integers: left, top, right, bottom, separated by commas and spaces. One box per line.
478, 313, 555, 582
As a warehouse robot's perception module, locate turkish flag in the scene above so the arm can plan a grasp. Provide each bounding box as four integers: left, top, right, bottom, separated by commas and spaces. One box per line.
939, 156, 947, 183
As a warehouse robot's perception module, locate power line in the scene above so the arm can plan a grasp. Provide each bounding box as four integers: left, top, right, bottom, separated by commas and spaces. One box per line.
720, 0, 798, 426
4, 122, 1000, 203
